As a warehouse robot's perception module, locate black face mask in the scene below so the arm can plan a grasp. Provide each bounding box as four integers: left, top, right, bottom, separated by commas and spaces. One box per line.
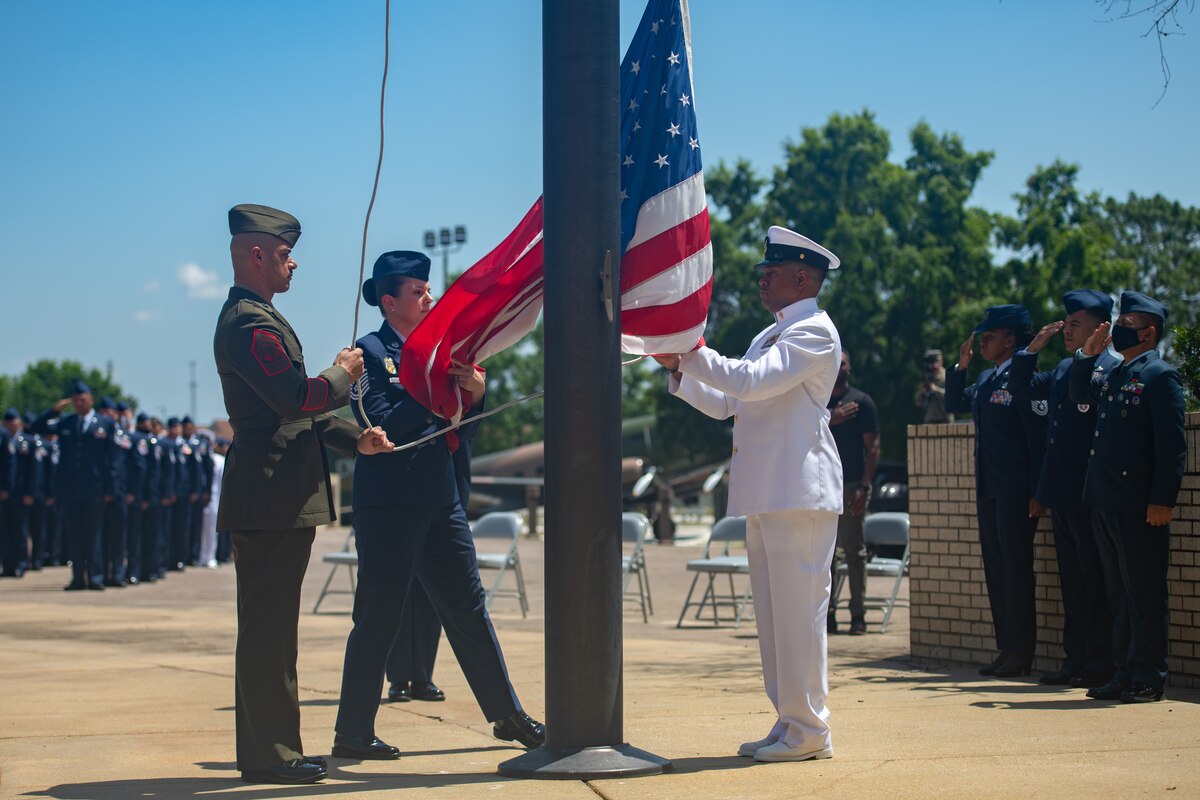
1111, 324, 1147, 353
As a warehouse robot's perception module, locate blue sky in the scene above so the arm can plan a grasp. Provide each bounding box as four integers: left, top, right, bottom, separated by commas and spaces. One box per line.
1, 0, 1196, 421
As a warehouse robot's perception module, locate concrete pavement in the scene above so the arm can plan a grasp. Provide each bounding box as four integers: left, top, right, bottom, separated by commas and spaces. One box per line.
1, 524, 1197, 799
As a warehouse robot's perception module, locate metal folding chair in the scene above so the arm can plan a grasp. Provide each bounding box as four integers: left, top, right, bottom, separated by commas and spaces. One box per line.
622, 511, 654, 622
312, 529, 358, 613
471, 512, 529, 617
675, 515, 753, 628
831, 511, 910, 633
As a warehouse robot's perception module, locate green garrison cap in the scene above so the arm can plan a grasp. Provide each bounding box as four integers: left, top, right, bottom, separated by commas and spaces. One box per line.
228, 204, 301, 246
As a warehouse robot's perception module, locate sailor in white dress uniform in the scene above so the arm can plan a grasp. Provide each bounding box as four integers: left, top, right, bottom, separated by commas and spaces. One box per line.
655, 225, 843, 763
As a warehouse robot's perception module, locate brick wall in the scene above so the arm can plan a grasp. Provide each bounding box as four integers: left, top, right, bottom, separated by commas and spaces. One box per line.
907, 413, 1200, 689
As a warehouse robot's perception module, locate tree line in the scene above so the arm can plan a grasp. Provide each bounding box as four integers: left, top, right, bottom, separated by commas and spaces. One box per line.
474, 110, 1200, 465
4, 111, 1196, 466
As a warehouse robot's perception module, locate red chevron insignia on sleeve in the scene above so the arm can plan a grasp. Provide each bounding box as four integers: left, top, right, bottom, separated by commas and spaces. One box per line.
251, 329, 290, 377
301, 377, 329, 411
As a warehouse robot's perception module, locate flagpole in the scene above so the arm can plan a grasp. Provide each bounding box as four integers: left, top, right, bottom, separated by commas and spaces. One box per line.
499, 0, 669, 780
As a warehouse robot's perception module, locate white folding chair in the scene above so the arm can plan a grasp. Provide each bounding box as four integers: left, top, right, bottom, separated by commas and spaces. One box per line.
622, 511, 654, 622
675, 515, 753, 628
312, 529, 358, 613
831, 511, 910, 633
471, 512, 529, 617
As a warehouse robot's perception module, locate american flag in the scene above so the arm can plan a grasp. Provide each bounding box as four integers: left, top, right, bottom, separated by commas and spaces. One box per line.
400, 0, 709, 423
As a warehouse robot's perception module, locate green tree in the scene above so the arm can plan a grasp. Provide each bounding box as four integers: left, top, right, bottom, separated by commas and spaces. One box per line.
1103, 192, 1200, 330
0, 360, 136, 416
1173, 321, 1200, 411
998, 162, 1133, 317
764, 112, 1000, 460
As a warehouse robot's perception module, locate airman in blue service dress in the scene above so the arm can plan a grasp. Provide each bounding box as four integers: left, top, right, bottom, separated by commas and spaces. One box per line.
163, 417, 190, 571
31, 381, 119, 591
1070, 290, 1186, 703
124, 413, 154, 584
21, 412, 50, 571
1, 409, 41, 577
96, 397, 131, 586
215, 203, 384, 785
154, 418, 177, 580
333, 250, 543, 761
42, 429, 64, 566
1009, 289, 1121, 687
946, 305, 1048, 678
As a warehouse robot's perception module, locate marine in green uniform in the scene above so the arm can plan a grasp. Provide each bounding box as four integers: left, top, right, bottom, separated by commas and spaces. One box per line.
214, 203, 393, 785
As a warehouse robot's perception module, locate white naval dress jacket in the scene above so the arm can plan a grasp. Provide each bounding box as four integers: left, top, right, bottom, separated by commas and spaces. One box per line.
670, 297, 843, 518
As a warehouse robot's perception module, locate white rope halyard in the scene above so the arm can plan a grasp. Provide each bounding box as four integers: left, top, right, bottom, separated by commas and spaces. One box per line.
347, 2, 646, 448
350, 0, 391, 427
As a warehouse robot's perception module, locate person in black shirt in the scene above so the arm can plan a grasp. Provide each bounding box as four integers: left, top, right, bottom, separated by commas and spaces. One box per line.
826, 350, 880, 635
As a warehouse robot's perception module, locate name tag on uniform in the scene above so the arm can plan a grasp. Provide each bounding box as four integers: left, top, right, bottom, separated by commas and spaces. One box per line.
988, 388, 1013, 406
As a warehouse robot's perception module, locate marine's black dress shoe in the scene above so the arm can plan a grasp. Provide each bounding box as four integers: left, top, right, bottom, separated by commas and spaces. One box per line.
992, 653, 1032, 679
64, 580, 86, 591
826, 614, 839, 635
104, 578, 127, 588
386, 683, 411, 702
1069, 671, 1112, 689
410, 681, 445, 702
1038, 669, 1075, 686
1120, 683, 1164, 703
848, 617, 867, 636
1086, 677, 1129, 700
240, 758, 327, 785
331, 733, 401, 760
86, 580, 105, 591
493, 711, 545, 749
978, 653, 1006, 676
302, 755, 327, 769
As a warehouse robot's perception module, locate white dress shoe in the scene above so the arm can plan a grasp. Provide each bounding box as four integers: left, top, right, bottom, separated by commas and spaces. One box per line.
753, 741, 833, 762
737, 735, 780, 757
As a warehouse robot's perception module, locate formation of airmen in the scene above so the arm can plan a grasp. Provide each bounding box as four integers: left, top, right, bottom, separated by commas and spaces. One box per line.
947, 289, 1186, 704
0, 379, 229, 589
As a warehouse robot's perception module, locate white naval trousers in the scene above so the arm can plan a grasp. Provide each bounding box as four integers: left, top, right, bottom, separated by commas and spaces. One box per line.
199, 500, 219, 566
746, 508, 838, 750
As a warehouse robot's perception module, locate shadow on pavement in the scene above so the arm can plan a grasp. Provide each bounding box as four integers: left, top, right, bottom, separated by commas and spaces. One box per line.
663, 754, 765, 775
25, 768, 534, 800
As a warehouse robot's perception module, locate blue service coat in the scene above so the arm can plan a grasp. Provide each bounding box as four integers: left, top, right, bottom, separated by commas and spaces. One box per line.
126, 430, 153, 503
945, 362, 1048, 499
351, 322, 482, 509
1009, 349, 1121, 509
10, 431, 46, 500
32, 410, 119, 503
0, 429, 12, 495
1069, 349, 1186, 514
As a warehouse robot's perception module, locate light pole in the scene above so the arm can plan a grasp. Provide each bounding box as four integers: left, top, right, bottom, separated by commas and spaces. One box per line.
423, 225, 467, 293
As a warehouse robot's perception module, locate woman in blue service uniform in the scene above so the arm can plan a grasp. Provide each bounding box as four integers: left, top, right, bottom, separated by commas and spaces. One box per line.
332, 250, 544, 761
946, 305, 1048, 678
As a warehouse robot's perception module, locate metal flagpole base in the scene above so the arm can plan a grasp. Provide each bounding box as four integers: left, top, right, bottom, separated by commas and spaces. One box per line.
498, 744, 671, 780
